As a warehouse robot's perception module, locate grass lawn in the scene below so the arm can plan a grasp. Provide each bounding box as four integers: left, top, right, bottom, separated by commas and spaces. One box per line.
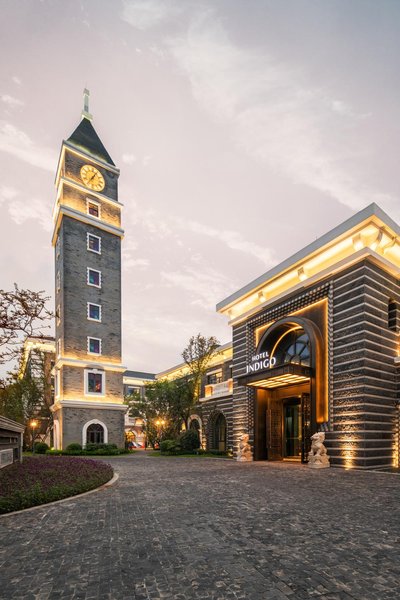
0, 455, 113, 515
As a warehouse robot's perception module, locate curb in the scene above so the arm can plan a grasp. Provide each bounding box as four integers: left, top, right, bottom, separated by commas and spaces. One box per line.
0, 472, 119, 519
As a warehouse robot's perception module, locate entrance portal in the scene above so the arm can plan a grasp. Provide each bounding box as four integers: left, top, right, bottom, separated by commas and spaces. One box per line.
255, 387, 311, 462
283, 398, 301, 460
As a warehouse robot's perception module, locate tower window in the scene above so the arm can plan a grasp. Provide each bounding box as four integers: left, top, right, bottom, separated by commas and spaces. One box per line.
388, 299, 398, 331
56, 237, 61, 259
87, 233, 101, 254
87, 302, 101, 322
85, 369, 105, 395
87, 199, 100, 218
87, 337, 102, 355
56, 304, 61, 325
56, 271, 61, 292
87, 268, 101, 288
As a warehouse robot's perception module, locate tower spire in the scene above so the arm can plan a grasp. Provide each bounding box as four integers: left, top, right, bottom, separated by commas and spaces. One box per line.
81, 88, 93, 121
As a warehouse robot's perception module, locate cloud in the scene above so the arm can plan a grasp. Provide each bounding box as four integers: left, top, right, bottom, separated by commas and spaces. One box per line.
166, 12, 396, 212
173, 216, 274, 265
12, 76, 22, 85
0, 186, 18, 202
122, 153, 137, 164
123, 257, 150, 269
0, 186, 51, 231
0, 122, 57, 171
1, 95, 24, 107
121, 0, 182, 31
161, 265, 234, 310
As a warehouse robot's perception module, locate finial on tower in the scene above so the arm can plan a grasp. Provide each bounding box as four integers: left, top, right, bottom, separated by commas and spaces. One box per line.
81, 88, 93, 121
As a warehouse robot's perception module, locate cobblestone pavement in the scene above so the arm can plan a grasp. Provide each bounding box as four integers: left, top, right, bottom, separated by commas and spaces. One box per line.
1, 454, 399, 600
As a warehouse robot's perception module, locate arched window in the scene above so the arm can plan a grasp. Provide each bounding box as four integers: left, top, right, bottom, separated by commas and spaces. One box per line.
86, 423, 104, 444
272, 328, 310, 367
214, 413, 227, 452
388, 299, 397, 332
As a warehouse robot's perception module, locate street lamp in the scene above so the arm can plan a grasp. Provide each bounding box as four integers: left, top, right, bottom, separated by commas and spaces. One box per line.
30, 419, 38, 453
154, 418, 166, 448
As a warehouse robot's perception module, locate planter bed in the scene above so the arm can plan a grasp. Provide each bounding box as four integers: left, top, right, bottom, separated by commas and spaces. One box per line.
0, 455, 113, 514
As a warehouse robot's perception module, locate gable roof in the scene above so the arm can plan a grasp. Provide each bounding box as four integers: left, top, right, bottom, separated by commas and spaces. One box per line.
67, 117, 115, 166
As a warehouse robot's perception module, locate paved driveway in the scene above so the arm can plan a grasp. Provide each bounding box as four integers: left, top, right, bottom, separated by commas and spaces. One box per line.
0, 454, 399, 600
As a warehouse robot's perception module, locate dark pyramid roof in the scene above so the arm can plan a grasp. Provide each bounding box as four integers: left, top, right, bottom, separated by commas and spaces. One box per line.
67, 117, 115, 166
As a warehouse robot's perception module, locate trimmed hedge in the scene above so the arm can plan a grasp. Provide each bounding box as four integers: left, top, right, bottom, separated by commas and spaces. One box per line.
33, 442, 49, 454
0, 456, 113, 514
47, 443, 128, 456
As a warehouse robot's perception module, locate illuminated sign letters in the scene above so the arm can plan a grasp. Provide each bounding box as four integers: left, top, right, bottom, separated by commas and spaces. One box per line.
246, 351, 276, 374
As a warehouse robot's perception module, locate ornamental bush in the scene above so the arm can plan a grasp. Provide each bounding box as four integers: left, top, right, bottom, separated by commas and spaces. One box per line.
85, 443, 118, 453
179, 430, 200, 451
160, 439, 179, 453
34, 442, 49, 454
65, 443, 83, 455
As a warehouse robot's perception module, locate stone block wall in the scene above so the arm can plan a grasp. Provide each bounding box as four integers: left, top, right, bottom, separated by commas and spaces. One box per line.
61, 406, 125, 448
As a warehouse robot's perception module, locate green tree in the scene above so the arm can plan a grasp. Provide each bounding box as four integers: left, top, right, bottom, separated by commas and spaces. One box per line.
137, 334, 221, 447
180, 333, 220, 426
138, 379, 182, 448
0, 284, 52, 365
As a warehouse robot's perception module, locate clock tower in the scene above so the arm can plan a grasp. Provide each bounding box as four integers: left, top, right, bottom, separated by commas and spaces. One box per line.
51, 90, 126, 449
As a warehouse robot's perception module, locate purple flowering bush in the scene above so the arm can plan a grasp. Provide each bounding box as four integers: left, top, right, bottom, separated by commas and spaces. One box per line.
0, 456, 113, 514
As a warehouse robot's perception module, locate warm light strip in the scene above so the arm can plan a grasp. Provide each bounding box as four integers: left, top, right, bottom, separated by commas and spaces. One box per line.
248, 374, 310, 389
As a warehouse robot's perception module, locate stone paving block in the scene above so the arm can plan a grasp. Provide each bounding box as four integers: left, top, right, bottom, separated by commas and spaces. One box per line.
1, 456, 400, 600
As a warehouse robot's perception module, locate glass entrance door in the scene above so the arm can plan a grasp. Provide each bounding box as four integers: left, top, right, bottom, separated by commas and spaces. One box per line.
283, 399, 301, 459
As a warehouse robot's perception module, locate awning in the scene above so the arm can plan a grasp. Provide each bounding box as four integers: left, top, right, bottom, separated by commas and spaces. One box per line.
238, 363, 312, 389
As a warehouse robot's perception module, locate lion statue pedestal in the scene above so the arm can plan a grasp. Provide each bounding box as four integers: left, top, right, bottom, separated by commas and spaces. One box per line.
307, 432, 330, 469
237, 433, 253, 462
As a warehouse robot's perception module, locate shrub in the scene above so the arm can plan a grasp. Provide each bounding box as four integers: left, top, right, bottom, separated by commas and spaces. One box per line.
34, 442, 49, 454
160, 439, 179, 453
85, 443, 118, 453
179, 429, 200, 451
65, 443, 83, 455
46, 449, 63, 455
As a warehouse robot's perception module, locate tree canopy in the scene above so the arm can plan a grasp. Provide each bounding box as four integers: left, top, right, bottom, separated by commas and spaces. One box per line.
131, 334, 221, 446
0, 284, 53, 365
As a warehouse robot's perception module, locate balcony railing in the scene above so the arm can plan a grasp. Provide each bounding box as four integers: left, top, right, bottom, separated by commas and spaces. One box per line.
201, 378, 233, 401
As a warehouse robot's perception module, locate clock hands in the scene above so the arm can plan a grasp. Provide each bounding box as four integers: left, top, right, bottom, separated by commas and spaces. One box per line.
87, 171, 97, 183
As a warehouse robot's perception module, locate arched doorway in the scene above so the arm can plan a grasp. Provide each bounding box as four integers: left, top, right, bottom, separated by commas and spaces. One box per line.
240, 316, 326, 463
213, 413, 227, 452
82, 419, 108, 446
86, 423, 104, 444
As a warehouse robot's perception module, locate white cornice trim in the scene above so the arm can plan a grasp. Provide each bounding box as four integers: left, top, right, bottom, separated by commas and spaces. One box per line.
217, 206, 400, 314
51, 400, 127, 412
228, 249, 399, 326
57, 178, 124, 208
52, 205, 124, 245
55, 356, 126, 372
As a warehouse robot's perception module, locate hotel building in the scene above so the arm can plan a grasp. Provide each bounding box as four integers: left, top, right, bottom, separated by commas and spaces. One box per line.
216, 204, 400, 469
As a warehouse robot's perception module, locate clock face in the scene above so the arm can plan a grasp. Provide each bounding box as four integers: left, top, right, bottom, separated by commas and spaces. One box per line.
80, 164, 105, 192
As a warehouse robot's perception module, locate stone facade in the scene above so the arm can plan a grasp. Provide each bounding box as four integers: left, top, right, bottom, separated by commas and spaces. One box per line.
217, 205, 400, 470
57, 406, 125, 448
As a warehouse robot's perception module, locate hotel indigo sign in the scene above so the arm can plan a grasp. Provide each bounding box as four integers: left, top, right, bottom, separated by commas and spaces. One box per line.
246, 351, 276, 374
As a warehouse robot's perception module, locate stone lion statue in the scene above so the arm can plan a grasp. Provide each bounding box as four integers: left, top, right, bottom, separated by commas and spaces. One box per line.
237, 433, 253, 462
308, 432, 330, 468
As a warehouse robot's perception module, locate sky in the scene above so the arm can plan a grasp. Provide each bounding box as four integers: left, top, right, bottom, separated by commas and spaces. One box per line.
1, 0, 400, 374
